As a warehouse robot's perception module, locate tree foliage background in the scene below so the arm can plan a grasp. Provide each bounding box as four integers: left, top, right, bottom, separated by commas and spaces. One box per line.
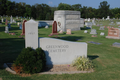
0, 0, 120, 20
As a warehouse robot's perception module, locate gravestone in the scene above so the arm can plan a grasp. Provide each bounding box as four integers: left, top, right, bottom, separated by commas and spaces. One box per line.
99, 26, 104, 30
1, 18, 3, 23
88, 18, 90, 22
45, 25, 49, 28
100, 32, 105, 35
21, 20, 27, 35
17, 22, 20, 26
106, 28, 120, 39
102, 17, 104, 20
90, 29, 97, 34
66, 29, 71, 34
10, 15, 13, 23
4, 26, 9, 33
84, 30, 88, 33
116, 22, 120, 25
112, 42, 120, 47
25, 19, 38, 49
5, 19, 8, 25
106, 16, 110, 20
49, 21, 58, 36
85, 22, 92, 29
92, 19, 96, 25
16, 16, 18, 19
39, 38, 87, 65
54, 10, 84, 32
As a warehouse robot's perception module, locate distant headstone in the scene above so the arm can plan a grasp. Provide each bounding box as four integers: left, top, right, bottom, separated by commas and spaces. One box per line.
99, 26, 104, 30
88, 18, 90, 22
106, 28, 120, 39
106, 16, 110, 20
116, 22, 120, 25
5, 19, 8, 25
85, 22, 92, 29
17, 22, 20, 26
25, 19, 38, 49
112, 42, 120, 47
49, 21, 58, 36
45, 25, 49, 28
5, 26, 9, 33
1, 18, 3, 23
90, 29, 97, 34
21, 20, 27, 35
102, 17, 104, 20
66, 29, 71, 34
91, 35, 97, 37
84, 30, 88, 33
16, 16, 18, 19
100, 32, 105, 35
10, 15, 13, 23
92, 19, 96, 25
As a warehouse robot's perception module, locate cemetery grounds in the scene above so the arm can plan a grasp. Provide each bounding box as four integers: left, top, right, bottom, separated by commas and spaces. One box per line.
0, 18, 120, 80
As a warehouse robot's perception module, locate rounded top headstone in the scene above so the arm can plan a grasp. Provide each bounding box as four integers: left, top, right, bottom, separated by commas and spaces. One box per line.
26, 19, 37, 23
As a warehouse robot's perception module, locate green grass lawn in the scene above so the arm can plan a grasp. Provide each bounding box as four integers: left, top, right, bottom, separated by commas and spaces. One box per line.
0, 20, 120, 80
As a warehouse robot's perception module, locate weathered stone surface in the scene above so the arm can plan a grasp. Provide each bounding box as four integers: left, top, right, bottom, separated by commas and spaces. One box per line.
25, 19, 38, 49
54, 10, 84, 32
39, 38, 87, 65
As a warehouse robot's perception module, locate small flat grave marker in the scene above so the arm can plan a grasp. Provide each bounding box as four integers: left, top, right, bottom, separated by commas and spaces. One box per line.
99, 26, 104, 30
84, 30, 88, 33
49, 21, 58, 36
66, 29, 71, 34
100, 32, 105, 36
112, 42, 120, 47
90, 29, 97, 34
88, 41, 101, 45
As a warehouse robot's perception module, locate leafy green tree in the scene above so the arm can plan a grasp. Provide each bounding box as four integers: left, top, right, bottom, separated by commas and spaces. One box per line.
0, 0, 8, 15
31, 5, 36, 19
81, 6, 88, 18
72, 4, 82, 11
58, 3, 73, 10
98, 1, 110, 18
24, 4, 31, 17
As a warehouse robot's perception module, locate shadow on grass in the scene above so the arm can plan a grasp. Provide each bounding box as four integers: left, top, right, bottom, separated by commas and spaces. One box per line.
51, 36, 84, 41
0, 38, 25, 69
0, 26, 5, 32
81, 26, 91, 30
9, 27, 20, 31
87, 55, 99, 60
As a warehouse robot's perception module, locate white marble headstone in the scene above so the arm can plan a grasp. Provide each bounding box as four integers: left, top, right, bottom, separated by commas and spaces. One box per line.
10, 15, 13, 23
100, 32, 105, 35
84, 30, 88, 33
90, 29, 97, 34
5, 26, 9, 33
25, 19, 38, 49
